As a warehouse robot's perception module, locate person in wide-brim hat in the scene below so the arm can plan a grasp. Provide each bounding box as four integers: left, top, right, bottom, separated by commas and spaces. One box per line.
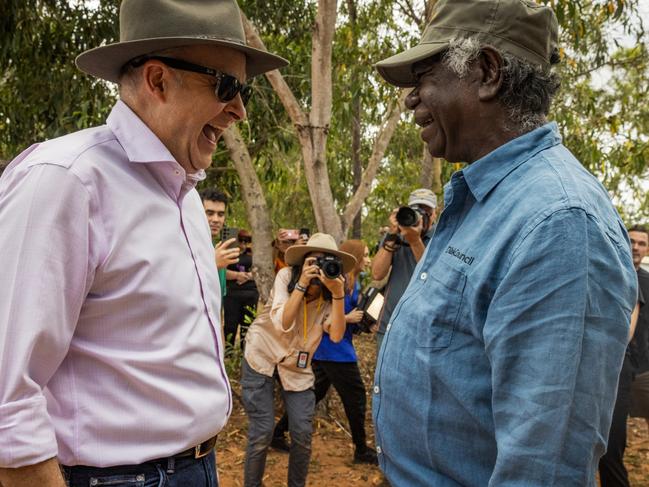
284, 233, 357, 274
76, 0, 287, 82
241, 232, 351, 486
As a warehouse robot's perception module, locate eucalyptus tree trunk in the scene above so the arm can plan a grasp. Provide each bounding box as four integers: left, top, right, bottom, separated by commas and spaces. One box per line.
347, 0, 362, 239
235, 5, 408, 247
419, 147, 434, 189
432, 156, 443, 194
298, 0, 342, 240
222, 126, 275, 302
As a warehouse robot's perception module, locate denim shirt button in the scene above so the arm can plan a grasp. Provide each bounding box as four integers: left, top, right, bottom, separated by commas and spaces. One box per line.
376, 445, 382, 454
373, 385, 380, 394
420, 272, 427, 280
386, 322, 392, 331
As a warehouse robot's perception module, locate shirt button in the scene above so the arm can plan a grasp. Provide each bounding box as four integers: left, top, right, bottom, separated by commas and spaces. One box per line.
386, 322, 392, 331
376, 445, 382, 454
420, 272, 427, 280
373, 385, 380, 394
175, 170, 181, 176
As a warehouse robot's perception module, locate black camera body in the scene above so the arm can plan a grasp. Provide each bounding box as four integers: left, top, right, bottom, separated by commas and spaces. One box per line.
315, 254, 343, 279
355, 287, 385, 334
396, 205, 429, 228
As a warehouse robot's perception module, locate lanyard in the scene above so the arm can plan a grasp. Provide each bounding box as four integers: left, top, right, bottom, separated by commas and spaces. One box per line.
302, 296, 323, 346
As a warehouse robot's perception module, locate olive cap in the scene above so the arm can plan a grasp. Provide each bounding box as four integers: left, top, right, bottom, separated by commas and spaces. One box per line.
376, 0, 559, 87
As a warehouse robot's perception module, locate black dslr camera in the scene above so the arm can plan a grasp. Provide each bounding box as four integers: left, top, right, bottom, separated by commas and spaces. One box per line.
396, 204, 429, 228
355, 287, 385, 334
315, 255, 343, 279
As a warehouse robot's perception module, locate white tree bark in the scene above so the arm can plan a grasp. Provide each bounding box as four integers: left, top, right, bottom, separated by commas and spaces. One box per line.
222, 125, 275, 302
238, 5, 410, 246
341, 90, 408, 236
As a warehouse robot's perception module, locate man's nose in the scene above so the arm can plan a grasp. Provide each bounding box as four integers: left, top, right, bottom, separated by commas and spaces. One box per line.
224, 94, 247, 123
405, 87, 420, 110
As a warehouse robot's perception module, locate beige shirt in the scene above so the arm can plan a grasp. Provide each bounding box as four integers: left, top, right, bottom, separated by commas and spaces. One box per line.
244, 267, 332, 391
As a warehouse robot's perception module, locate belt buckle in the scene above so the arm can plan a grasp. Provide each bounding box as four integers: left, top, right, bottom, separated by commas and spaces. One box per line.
194, 436, 216, 459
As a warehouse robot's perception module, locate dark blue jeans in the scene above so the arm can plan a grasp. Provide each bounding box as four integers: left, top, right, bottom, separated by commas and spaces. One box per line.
62, 452, 218, 487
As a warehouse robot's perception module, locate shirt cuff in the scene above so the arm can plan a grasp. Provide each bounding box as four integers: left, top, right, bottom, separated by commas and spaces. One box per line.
0, 396, 58, 468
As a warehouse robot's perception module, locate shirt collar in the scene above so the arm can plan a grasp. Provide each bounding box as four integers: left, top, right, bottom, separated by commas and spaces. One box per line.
106, 100, 207, 184
462, 122, 562, 203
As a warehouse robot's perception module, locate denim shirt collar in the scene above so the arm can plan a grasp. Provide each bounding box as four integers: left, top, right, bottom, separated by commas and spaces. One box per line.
461, 122, 562, 203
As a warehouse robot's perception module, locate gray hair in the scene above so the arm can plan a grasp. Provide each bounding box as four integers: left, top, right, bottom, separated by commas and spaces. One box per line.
442, 37, 561, 132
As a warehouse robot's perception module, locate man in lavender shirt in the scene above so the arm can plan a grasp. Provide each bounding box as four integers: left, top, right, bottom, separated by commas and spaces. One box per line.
0, 1, 286, 486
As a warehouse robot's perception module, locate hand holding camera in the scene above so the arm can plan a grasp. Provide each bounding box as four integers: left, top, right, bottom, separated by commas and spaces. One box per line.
299, 255, 345, 297
345, 308, 364, 324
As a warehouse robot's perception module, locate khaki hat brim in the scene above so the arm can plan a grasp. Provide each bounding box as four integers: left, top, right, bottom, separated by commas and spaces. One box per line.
76, 37, 288, 83
375, 41, 448, 87
284, 245, 357, 275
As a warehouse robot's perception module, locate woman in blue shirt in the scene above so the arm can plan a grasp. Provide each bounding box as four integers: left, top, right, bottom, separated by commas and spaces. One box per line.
272, 239, 377, 464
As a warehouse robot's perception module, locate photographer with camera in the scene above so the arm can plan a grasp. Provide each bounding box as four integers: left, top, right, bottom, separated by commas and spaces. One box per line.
241, 233, 355, 487
371, 188, 437, 352
273, 240, 378, 464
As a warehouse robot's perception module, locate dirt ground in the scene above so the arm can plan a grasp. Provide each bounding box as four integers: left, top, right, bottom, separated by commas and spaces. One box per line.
216, 333, 649, 486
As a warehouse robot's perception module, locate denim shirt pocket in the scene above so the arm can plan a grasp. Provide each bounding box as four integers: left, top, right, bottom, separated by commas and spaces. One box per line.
417, 260, 467, 349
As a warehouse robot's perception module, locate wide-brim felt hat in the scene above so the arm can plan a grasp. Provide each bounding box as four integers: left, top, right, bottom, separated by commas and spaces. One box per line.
375, 0, 560, 87
76, 0, 288, 83
284, 233, 357, 274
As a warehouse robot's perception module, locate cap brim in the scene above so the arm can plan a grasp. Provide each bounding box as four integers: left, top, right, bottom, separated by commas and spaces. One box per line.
76, 37, 289, 83
284, 246, 357, 274
408, 198, 436, 208
375, 42, 448, 87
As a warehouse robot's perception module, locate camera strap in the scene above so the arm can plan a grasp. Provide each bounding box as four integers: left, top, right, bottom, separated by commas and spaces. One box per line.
297, 296, 322, 369
302, 296, 323, 345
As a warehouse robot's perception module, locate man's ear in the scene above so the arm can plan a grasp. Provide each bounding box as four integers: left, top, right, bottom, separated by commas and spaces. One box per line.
141, 61, 168, 102
477, 46, 504, 102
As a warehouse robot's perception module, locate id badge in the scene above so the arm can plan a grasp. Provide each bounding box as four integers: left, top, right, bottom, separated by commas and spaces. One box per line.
296, 351, 309, 369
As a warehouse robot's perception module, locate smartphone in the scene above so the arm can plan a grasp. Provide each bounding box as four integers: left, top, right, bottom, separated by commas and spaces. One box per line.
220, 227, 239, 243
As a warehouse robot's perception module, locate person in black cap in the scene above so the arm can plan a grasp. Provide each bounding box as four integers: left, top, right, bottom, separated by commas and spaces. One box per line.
0, 1, 287, 486
371, 1, 637, 486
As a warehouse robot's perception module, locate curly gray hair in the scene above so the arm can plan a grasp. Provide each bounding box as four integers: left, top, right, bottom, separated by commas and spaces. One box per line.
442, 38, 561, 132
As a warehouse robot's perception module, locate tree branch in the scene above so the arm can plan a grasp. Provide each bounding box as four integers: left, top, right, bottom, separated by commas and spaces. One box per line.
394, 0, 422, 27
341, 90, 409, 234
241, 13, 309, 130
310, 0, 337, 128
573, 52, 649, 79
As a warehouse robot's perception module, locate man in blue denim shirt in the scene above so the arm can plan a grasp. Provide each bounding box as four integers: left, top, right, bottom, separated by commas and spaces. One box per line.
372, 1, 637, 485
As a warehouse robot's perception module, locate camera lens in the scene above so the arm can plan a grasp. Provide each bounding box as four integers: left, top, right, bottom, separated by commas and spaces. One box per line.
322, 260, 342, 279
396, 206, 419, 227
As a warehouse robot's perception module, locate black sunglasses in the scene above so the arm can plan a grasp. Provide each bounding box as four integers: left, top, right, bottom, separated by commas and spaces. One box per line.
130, 55, 252, 106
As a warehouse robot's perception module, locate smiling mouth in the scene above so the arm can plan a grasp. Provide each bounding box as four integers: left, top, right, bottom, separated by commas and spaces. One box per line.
202, 124, 218, 144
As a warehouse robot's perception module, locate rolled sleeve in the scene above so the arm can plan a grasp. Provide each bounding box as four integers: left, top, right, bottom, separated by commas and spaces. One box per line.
0, 163, 94, 467
269, 268, 297, 333
0, 397, 58, 467
484, 208, 636, 485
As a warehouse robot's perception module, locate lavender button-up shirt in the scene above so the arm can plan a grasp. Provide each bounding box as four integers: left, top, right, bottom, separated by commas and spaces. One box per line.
0, 100, 231, 468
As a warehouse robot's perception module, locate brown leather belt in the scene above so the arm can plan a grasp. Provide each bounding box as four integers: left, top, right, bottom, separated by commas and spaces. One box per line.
174, 435, 218, 459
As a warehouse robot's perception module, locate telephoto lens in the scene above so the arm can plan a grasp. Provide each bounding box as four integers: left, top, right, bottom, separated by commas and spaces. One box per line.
396, 206, 420, 227
316, 255, 343, 279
